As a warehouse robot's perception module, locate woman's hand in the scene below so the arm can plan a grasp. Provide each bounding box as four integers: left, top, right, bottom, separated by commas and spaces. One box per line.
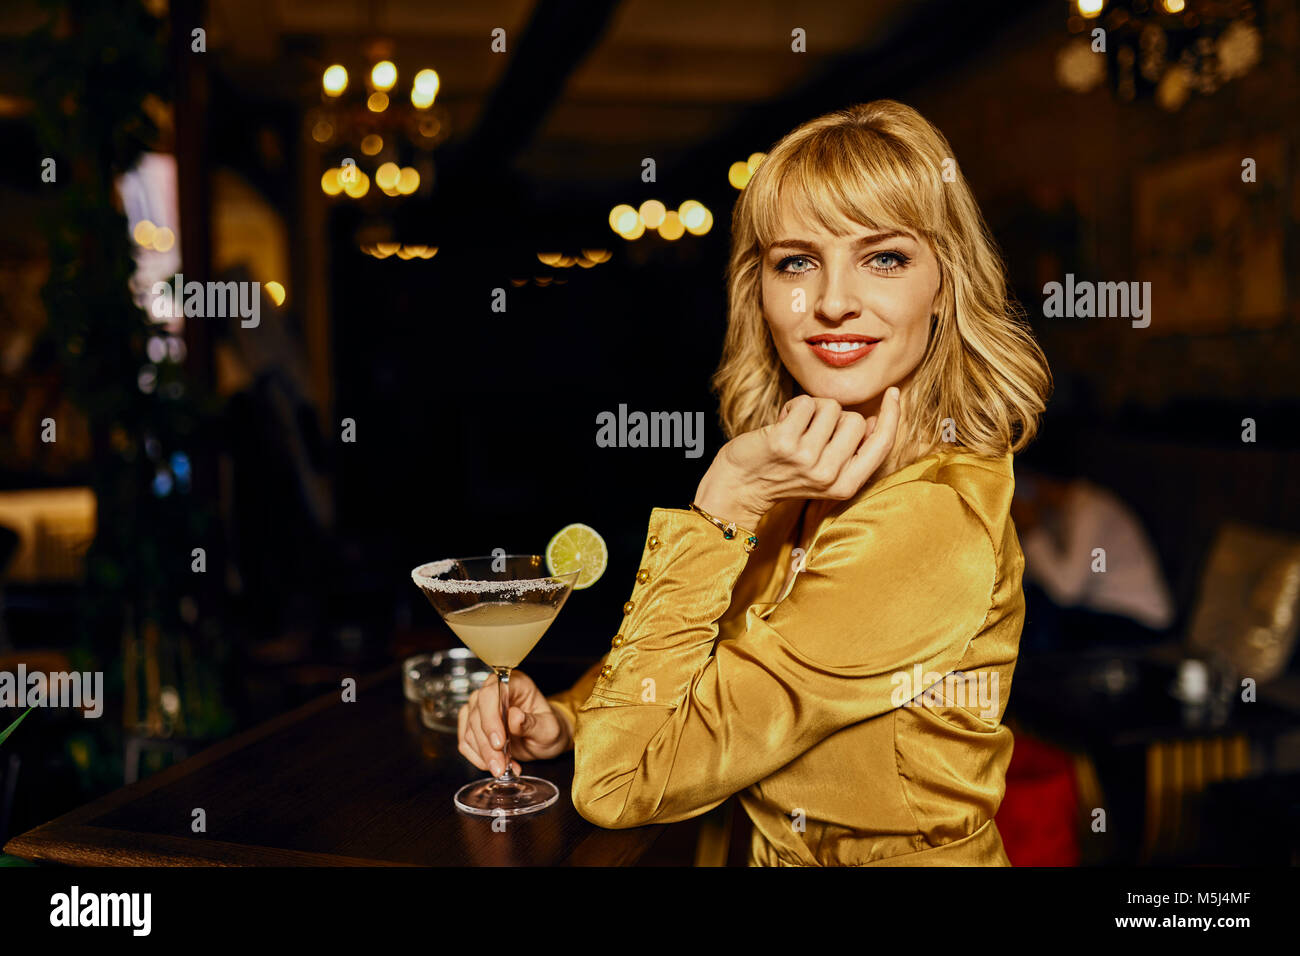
456, 670, 571, 776
694, 387, 902, 529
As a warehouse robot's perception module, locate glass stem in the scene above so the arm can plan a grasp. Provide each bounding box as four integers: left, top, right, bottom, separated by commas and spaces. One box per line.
495, 667, 516, 783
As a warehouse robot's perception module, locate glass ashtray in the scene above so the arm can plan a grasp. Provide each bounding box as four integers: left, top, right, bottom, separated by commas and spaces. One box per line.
404, 648, 492, 733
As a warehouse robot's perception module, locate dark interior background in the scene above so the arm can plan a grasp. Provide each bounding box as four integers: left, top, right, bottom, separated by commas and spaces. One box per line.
0, 0, 1298, 864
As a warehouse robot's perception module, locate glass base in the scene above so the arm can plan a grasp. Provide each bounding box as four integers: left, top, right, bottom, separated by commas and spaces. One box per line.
454, 775, 559, 816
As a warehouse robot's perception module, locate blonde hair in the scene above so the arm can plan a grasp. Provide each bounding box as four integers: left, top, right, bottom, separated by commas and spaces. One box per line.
712, 100, 1051, 475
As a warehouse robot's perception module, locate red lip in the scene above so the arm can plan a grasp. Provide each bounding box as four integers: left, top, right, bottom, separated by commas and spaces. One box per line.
806, 334, 880, 367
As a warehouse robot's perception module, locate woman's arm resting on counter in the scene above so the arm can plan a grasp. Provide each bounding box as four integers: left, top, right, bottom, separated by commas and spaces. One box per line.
571, 481, 996, 828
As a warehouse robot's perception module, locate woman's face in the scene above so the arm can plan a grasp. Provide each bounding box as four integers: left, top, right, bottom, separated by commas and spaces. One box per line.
761, 194, 941, 420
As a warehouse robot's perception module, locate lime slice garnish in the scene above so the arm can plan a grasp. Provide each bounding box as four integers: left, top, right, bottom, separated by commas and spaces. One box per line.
546, 523, 608, 590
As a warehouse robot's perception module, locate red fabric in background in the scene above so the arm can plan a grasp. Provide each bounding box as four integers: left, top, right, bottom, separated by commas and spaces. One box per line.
996, 733, 1081, 866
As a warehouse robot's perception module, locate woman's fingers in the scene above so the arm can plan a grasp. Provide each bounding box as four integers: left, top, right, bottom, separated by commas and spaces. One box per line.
842, 387, 902, 488
458, 679, 532, 775
502, 706, 540, 760
459, 707, 489, 771
467, 705, 496, 773
820, 412, 869, 479
801, 398, 843, 452
476, 675, 506, 753
778, 394, 818, 436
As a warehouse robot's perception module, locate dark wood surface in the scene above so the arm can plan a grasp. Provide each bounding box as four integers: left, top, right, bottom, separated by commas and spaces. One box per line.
4, 662, 669, 866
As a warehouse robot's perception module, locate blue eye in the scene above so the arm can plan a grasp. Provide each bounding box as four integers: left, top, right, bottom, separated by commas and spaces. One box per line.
871, 251, 908, 272
777, 255, 812, 274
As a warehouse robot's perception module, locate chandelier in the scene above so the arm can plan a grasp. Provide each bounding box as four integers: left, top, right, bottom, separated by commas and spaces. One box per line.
1056, 0, 1263, 111
308, 43, 451, 201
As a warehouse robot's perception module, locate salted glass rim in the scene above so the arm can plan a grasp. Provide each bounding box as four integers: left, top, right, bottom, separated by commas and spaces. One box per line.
410, 556, 582, 594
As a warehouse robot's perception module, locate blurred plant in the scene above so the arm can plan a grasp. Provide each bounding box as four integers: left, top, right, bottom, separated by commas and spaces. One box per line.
20, 0, 235, 755
0, 708, 33, 747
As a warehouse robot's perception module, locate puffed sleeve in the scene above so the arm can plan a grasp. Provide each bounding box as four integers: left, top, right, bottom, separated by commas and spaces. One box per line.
571, 481, 997, 828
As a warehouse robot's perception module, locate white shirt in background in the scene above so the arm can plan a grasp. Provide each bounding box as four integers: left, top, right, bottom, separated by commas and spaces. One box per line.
1020, 479, 1175, 629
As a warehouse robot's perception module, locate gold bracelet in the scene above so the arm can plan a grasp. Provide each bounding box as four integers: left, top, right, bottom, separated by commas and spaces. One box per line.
689, 503, 758, 552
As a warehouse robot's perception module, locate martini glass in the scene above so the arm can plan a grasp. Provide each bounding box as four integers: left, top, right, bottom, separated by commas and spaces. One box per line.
411, 554, 580, 815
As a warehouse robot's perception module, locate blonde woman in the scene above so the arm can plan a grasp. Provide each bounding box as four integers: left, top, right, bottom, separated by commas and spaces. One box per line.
457, 100, 1052, 866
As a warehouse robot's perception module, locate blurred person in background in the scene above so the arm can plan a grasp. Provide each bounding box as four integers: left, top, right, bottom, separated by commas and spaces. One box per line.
1013, 458, 1175, 654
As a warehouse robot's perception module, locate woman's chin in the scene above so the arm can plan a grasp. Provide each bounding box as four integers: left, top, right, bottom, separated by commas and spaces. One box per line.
800, 380, 884, 410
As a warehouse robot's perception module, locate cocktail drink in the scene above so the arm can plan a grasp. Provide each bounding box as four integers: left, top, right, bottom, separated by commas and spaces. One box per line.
411, 554, 580, 815
442, 602, 557, 669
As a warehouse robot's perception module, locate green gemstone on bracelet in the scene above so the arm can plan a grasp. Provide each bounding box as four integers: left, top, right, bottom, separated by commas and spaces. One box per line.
723, 527, 735, 539
747, 535, 758, 548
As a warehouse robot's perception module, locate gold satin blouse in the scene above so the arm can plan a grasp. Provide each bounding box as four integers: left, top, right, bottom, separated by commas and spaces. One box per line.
546, 447, 1024, 866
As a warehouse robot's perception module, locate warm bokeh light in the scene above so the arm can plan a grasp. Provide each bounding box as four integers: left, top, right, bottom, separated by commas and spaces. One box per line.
412, 69, 439, 107
152, 226, 176, 252
728, 161, 751, 189
371, 60, 397, 92
375, 242, 400, 257
639, 199, 666, 229
581, 248, 611, 263
558, 255, 575, 268
265, 281, 286, 306
746, 152, 767, 175
367, 92, 389, 112
343, 170, 370, 198
320, 168, 342, 196
414, 69, 440, 97
133, 219, 157, 246
677, 200, 707, 231
613, 208, 640, 235
322, 64, 348, 96
658, 211, 685, 241
360, 134, 383, 155
311, 120, 334, 144
685, 206, 713, 236
396, 246, 416, 259
375, 162, 400, 191
1077, 0, 1104, 17
609, 204, 636, 234
537, 252, 562, 266
396, 166, 420, 194
1161, 0, 1185, 10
